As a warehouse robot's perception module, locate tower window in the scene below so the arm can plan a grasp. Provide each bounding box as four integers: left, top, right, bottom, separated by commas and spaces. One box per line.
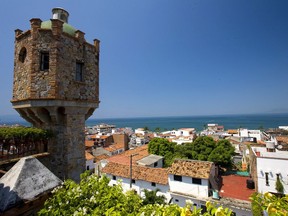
19, 47, 27, 63
40, 52, 49, 71
76, 62, 84, 81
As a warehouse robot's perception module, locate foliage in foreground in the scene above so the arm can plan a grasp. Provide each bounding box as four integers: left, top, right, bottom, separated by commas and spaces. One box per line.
38, 172, 234, 216
250, 192, 288, 216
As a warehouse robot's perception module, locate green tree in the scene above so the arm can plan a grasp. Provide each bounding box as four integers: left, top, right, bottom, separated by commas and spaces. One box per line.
148, 138, 176, 156
143, 126, 149, 131
154, 127, 161, 133
142, 189, 166, 205
208, 140, 235, 167
148, 138, 177, 167
275, 174, 284, 194
190, 136, 216, 161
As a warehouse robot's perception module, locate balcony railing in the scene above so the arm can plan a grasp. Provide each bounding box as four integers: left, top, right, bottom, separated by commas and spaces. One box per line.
0, 138, 48, 161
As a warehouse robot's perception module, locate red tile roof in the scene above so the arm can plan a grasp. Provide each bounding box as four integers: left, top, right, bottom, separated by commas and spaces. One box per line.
85, 140, 95, 147
95, 154, 110, 162
102, 162, 168, 185
219, 174, 255, 201
168, 159, 213, 179
104, 143, 124, 152
108, 145, 149, 165
85, 151, 95, 161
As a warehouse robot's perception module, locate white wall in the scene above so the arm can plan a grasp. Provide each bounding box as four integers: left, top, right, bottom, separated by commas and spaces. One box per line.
168, 174, 209, 198
257, 157, 288, 194
105, 174, 171, 202
86, 159, 95, 171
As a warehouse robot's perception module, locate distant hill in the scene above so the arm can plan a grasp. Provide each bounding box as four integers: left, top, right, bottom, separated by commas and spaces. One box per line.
0, 114, 30, 126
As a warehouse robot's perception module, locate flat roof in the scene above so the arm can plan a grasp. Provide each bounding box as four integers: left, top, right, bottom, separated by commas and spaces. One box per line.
219, 174, 255, 201
137, 154, 163, 166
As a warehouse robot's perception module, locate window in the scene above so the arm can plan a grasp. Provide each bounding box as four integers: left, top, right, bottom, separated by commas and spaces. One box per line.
76, 62, 84, 81
132, 179, 136, 184
174, 175, 182, 182
151, 182, 156, 187
192, 178, 202, 185
40, 52, 49, 71
265, 172, 269, 186
175, 199, 179, 202
19, 47, 27, 63
112, 175, 116, 180
154, 162, 158, 167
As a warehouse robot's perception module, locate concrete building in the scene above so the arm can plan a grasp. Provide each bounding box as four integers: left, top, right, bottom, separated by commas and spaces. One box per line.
11, 8, 100, 182
102, 158, 252, 215
250, 144, 288, 195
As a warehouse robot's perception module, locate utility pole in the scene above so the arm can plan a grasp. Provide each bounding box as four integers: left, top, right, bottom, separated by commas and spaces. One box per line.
130, 153, 139, 188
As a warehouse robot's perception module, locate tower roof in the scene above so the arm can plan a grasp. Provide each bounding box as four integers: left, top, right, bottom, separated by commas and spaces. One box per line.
0, 156, 62, 212
41, 7, 77, 36
41, 20, 77, 36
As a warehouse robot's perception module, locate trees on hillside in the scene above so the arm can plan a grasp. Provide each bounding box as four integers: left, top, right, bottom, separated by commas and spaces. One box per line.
148, 136, 235, 168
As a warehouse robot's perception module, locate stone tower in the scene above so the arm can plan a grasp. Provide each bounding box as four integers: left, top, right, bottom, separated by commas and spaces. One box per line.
11, 8, 100, 182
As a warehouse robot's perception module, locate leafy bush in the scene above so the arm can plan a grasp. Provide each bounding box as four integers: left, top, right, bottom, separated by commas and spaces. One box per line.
250, 192, 288, 215
38, 172, 235, 216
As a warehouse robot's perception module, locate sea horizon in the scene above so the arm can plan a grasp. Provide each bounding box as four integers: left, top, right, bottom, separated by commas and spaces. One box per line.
1, 112, 288, 132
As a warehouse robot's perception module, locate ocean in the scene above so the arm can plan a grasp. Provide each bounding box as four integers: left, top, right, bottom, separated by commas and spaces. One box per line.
86, 113, 288, 132
2, 113, 288, 132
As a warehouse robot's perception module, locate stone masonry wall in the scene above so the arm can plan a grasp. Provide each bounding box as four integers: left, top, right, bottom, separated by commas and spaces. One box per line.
12, 32, 32, 101
12, 21, 99, 103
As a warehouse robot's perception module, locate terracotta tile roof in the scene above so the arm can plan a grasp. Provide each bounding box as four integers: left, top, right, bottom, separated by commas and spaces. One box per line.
85, 140, 95, 147
85, 151, 95, 161
95, 154, 110, 162
108, 145, 149, 165
104, 143, 125, 152
227, 130, 238, 134
168, 159, 213, 179
102, 162, 168, 185
276, 136, 288, 144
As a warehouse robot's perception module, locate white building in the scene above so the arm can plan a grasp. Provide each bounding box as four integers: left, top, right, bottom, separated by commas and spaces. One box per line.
135, 128, 146, 136
102, 158, 251, 215
279, 126, 288, 131
237, 129, 263, 142
85, 151, 95, 171
251, 145, 288, 195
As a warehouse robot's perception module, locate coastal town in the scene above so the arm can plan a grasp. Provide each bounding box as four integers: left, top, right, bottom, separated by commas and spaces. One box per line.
83, 122, 288, 215
0, 4, 287, 216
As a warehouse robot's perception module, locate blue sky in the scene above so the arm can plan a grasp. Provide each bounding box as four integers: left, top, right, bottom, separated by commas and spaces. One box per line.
1, 0, 288, 119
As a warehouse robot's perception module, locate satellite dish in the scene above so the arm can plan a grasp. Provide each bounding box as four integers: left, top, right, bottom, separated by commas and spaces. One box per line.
277, 145, 283, 150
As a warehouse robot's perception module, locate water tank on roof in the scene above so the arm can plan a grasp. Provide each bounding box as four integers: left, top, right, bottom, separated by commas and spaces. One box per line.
246, 179, 255, 189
